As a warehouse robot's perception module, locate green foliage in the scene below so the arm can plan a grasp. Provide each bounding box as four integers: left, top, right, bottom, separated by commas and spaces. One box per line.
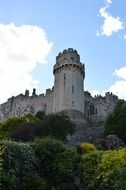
79, 148, 126, 190
79, 142, 96, 154
79, 150, 103, 189
0, 113, 75, 142
0, 116, 25, 140
0, 145, 4, 189
23, 172, 47, 190
0, 114, 41, 142
0, 145, 4, 171
104, 100, 126, 143
103, 134, 124, 150
35, 111, 46, 121
11, 122, 40, 142
33, 136, 65, 185
23, 113, 40, 123
40, 112, 75, 141
53, 147, 78, 177
0, 140, 37, 190
33, 136, 65, 158
52, 147, 79, 189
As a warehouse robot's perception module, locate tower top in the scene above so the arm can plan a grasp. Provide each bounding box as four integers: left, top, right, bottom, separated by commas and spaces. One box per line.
53, 48, 85, 76
56, 48, 80, 64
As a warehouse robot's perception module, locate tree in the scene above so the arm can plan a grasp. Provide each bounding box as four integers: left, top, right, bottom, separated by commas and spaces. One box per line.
40, 112, 75, 141
104, 100, 126, 143
0, 114, 41, 142
0, 117, 25, 140
35, 111, 45, 121
32, 136, 65, 188
11, 122, 39, 142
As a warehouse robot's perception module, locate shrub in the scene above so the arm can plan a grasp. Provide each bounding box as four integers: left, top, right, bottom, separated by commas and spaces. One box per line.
11, 122, 39, 142
79, 150, 103, 189
32, 136, 65, 184
79, 142, 96, 154
23, 172, 47, 190
103, 134, 124, 150
0, 140, 37, 190
52, 147, 79, 189
79, 148, 126, 190
0, 114, 40, 141
98, 149, 126, 189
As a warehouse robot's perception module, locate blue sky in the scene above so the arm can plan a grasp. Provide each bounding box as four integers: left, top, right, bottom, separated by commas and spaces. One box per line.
0, 0, 126, 103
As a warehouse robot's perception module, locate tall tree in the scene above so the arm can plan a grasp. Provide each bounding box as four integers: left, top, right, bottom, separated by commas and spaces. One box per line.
104, 100, 126, 143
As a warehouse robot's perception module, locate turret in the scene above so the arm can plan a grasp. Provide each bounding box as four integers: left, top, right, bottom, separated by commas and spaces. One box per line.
53, 48, 85, 116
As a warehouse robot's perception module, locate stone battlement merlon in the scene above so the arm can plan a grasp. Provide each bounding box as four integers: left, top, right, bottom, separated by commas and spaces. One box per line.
57, 48, 78, 56
54, 48, 84, 77
56, 48, 80, 65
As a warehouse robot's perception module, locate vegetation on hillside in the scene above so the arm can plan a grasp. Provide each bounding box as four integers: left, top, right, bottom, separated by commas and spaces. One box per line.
104, 100, 126, 143
0, 112, 75, 142
0, 110, 126, 189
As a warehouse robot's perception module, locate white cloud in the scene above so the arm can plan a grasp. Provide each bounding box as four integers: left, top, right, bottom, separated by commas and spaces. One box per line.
0, 23, 53, 103
97, 0, 124, 36
106, 0, 112, 4
109, 81, 126, 100
109, 67, 126, 99
91, 67, 126, 100
113, 67, 126, 80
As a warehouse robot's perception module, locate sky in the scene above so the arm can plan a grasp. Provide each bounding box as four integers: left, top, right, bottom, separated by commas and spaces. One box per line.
0, 0, 126, 103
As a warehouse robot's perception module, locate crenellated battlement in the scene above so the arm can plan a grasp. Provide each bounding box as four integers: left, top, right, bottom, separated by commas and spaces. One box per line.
53, 48, 85, 77
56, 48, 80, 65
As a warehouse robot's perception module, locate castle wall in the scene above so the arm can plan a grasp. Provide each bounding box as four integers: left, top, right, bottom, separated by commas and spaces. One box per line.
85, 92, 118, 122
0, 88, 54, 122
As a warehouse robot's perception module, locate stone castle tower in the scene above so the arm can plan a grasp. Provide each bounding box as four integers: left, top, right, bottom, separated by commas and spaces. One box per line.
53, 48, 85, 118
0, 48, 118, 123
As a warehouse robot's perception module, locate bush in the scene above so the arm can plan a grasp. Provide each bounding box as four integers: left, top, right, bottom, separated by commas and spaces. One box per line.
52, 147, 79, 189
103, 135, 124, 150
79, 148, 126, 190
97, 149, 126, 189
0, 114, 40, 142
79, 142, 96, 154
11, 122, 39, 142
32, 136, 65, 185
23, 172, 47, 190
0, 140, 37, 190
79, 150, 102, 189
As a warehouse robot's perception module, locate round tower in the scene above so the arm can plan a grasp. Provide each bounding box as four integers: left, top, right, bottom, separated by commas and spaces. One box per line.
53, 48, 85, 118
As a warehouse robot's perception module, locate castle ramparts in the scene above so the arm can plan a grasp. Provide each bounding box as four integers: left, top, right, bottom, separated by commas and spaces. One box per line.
0, 49, 119, 123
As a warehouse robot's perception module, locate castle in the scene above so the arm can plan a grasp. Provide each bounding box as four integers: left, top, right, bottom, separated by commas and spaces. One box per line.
0, 48, 119, 123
